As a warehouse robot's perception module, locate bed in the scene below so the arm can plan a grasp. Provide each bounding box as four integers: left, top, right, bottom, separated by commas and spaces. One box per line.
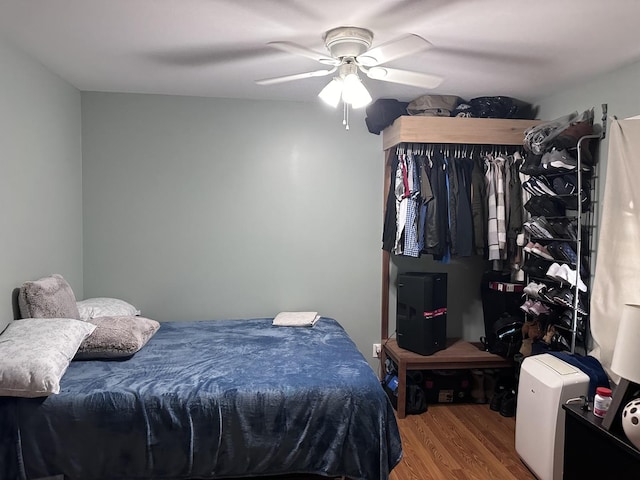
0, 317, 402, 480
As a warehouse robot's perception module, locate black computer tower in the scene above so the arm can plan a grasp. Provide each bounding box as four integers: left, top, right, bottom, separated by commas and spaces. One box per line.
397, 272, 447, 356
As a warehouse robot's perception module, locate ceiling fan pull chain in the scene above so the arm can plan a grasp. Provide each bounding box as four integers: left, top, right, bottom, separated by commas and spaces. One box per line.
343, 102, 350, 130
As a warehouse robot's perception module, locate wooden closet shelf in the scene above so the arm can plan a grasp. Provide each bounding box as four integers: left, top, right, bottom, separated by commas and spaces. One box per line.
382, 116, 542, 150
383, 338, 512, 370
382, 339, 513, 418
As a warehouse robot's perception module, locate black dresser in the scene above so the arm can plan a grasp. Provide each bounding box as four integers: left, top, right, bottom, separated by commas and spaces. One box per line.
563, 403, 640, 479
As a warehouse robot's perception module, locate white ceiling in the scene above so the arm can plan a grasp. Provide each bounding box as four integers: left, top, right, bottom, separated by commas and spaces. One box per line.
2, 0, 640, 104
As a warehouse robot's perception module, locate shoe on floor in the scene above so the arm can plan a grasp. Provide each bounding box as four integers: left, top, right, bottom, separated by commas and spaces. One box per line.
500, 389, 517, 417
483, 369, 498, 402
470, 369, 486, 403
490, 386, 508, 411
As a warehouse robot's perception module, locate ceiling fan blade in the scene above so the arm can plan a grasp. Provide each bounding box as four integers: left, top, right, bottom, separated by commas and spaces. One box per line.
364, 66, 443, 89
255, 68, 336, 86
144, 45, 277, 67
357, 35, 432, 67
267, 41, 340, 65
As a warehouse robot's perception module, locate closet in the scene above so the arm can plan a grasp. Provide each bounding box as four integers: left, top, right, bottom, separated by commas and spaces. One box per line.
380, 116, 541, 419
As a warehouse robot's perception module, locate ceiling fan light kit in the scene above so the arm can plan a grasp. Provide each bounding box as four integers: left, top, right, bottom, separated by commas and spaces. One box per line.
341, 74, 372, 109
317, 78, 343, 108
318, 62, 372, 109
258, 26, 442, 129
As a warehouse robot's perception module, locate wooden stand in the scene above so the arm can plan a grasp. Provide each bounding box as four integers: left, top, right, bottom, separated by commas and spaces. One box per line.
382, 338, 512, 418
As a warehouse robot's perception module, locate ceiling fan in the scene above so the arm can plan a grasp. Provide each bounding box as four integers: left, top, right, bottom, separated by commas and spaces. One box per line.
255, 26, 443, 109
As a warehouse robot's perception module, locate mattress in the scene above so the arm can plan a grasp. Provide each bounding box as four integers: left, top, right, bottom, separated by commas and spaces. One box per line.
0, 317, 402, 480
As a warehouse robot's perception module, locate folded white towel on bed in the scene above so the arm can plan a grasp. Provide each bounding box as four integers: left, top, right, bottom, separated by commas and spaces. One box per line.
272, 311, 320, 327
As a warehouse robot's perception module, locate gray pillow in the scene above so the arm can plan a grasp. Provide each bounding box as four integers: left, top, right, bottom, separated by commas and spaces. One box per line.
18, 274, 80, 320
0, 318, 96, 397
74, 315, 160, 359
76, 297, 140, 320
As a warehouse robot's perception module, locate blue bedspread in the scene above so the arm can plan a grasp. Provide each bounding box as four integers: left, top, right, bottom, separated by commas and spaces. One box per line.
0, 318, 402, 480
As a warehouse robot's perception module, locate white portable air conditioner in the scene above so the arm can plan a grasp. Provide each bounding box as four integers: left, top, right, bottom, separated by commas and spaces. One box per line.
515, 353, 589, 480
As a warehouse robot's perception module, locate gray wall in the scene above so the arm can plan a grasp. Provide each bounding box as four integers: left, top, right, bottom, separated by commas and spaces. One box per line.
534, 57, 640, 193
81, 92, 384, 363
0, 37, 83, 331
533, 57, 640, 275
535, 59, 640, 123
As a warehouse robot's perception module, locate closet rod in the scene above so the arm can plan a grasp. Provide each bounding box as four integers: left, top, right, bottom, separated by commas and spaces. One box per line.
395, 142, 523, 158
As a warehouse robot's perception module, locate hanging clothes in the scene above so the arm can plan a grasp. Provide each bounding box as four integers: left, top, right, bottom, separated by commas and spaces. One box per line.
422, 152, 441, 254
424, 150, 449, 260
393, 154, 409, 255
416, 155, 434, 253
382, 142, 524, 266
446, 155, 460, 256
382, 155, 399, 252
485, 154, 500, 261
402, 152, 421, 257
471, 154, 487, 256
507, 152, 524, 262
455, 156, 474, 257
485, 153, 508, 262
494, 154, 507, 258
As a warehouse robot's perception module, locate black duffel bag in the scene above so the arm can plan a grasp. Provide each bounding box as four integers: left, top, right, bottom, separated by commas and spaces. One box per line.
365, 99, 409, 134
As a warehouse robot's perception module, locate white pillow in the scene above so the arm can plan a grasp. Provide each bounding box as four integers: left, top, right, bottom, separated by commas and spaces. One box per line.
76, 297, 140, 320
0, 318, 96, 397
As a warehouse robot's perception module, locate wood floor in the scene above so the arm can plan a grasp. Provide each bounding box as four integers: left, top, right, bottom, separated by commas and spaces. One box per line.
390, 404, 536, 480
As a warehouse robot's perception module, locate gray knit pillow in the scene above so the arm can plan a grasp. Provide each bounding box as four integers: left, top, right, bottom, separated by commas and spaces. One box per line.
74, 315, 160, 359
18, 274, 80, 320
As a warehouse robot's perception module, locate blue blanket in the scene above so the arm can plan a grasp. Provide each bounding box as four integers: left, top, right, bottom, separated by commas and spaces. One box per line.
0, 318, 402, 480
548, 351, 610, 399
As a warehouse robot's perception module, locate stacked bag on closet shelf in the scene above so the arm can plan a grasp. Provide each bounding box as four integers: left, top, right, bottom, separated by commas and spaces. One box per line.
365, 94, 536, 134
516, 108, 596, 357
405, 94, 536, 119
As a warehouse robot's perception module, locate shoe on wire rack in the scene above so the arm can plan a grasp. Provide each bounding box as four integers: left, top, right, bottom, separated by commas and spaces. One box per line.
555, 264, 588, 292
545, 263, 564, 282
531, 243, 554, 260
